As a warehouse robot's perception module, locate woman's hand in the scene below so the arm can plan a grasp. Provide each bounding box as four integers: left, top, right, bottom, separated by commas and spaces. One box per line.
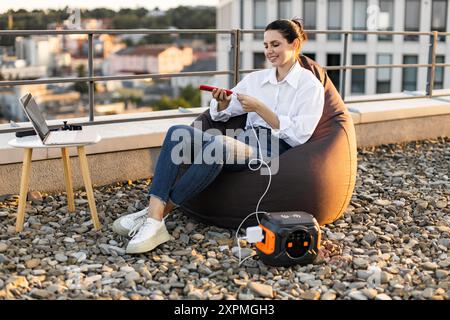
236, 93, 262, 113
212, 88, 232, 111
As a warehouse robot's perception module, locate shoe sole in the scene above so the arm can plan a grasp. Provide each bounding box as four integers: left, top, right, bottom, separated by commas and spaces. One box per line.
126, 229, 172, 254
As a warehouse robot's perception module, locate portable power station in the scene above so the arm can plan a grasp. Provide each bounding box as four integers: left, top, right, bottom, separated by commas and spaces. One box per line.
255, 211, 321, 267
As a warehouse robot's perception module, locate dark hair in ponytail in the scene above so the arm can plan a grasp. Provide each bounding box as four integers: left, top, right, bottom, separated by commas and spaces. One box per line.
265, 18, 308, 57
265, 18, 308, 42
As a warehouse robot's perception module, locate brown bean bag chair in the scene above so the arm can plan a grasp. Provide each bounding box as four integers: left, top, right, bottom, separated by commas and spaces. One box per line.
178, 55, 357, 228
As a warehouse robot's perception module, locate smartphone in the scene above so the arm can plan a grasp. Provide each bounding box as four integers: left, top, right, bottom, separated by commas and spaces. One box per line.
199, 85, 233, 95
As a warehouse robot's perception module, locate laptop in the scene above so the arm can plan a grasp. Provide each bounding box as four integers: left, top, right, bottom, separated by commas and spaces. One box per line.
20, 93, 99, 145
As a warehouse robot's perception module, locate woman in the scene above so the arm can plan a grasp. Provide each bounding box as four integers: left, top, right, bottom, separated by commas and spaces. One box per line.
112, 19, 324, 254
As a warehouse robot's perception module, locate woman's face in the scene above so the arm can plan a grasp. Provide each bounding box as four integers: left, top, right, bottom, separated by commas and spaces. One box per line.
263, 30, 299, 68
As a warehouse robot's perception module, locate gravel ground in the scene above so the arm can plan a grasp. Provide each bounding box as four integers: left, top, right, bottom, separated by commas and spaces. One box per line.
0, 137, 448, 300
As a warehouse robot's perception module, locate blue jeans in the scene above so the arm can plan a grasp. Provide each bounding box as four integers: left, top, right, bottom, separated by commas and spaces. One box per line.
148, 124, 291, 206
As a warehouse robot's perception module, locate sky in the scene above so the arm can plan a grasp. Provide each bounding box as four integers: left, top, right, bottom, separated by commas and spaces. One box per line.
0, 0, 219, 14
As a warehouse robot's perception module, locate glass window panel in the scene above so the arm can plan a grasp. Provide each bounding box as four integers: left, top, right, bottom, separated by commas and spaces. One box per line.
351, 54, 366, 94
304, 0, 317, 40
377, 54, 392, 81
240, 0, 244, 28
434, 55, 445, 89
376, 54, 392, 93
327, 54, 341, 89
278, 0, 292, 20
380, 0, 394, 29
254, 0, 267, 40
404, 0, 420, 41
431, 1, 447, 31
328, 0, 342, 40
376, 82, 391, 93
303, 52, 316, 61
402, 55, 418, 91
431, 0, 447, 41
253, 52, 266, 69
353, 0, 367, 41
254, 0, 267, 28
405, 0, 420, 30
378, 0, 394, 41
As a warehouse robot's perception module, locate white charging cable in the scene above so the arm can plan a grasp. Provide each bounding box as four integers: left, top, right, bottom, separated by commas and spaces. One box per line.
235, 117, 273, 266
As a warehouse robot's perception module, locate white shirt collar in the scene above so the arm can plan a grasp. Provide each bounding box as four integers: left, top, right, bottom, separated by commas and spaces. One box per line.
261, 60, 302, 89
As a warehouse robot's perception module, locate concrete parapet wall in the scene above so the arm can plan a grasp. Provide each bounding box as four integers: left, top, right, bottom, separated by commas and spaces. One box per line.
0, 98, 449, 196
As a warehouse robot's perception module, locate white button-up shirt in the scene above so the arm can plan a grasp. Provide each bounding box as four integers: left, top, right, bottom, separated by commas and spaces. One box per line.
209, 61, 324, 147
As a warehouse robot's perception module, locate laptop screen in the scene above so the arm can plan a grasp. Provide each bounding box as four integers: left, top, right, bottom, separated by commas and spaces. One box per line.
20, 94, 50, 142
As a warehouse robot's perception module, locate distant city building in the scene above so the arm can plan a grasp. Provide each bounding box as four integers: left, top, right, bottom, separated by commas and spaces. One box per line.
15, 36, 60, 74
217, 0, 449, 96
0, 84, 81, 121
171, 49, 217, 107
0, 56, 47, 80
106, 45, 194, 75
148, 8, 166, 17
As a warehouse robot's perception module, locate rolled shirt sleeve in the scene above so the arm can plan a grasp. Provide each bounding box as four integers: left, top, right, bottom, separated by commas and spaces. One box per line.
209, 75, 248, 122
271, 83, 325, 147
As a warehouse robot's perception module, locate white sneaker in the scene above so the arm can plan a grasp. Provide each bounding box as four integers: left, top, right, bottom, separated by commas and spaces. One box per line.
126, 218, 171, 254
112, 208, 148, 237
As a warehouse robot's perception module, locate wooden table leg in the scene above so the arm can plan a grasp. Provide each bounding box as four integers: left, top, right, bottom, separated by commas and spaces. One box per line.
61, 147, 75, 213
77, 146, 101, 230
16, 148, 33, 232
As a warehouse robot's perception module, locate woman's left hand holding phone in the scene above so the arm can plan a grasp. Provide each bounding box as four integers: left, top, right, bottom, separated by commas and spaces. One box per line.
212, 88, 232, 111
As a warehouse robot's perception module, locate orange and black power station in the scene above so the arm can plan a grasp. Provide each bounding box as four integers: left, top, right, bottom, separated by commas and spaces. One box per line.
255, 211, 321, 266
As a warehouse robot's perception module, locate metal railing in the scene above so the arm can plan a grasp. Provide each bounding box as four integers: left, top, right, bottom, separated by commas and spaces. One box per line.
0, 28, 448, 133
238, 29, 449, 102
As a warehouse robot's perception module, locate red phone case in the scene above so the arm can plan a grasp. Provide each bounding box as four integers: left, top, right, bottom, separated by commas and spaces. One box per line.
199, 85, 233, 95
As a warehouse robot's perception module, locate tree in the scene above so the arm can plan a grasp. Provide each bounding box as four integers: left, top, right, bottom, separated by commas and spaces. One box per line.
122, 38, 135, 47
152, 95, 190, 111
179, 84, 201, 107
86, 8, 116, 19
112, 14, 141, 29
74, 64, 88, 94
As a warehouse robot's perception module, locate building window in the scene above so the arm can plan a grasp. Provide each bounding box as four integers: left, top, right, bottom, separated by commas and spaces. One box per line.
353, 0, 367, 41
402, 55, 418, 91
376, 54, 392, 93
351, 54, 366, 94
434, 55, 445, 89
328, 0, 342, 41
378, 0, 394, 41
253, 52, 266, 69
240, 51, 244, 69
432, 0, 447, 42
254, 0, 267, 40
303, 0, 317, 40
240, 0, 244, 28
327, 54, 341, 90
302, 52, 316, 61
240, 0, 245, 40
404, 0, 420, 41
278, 0, 291, 19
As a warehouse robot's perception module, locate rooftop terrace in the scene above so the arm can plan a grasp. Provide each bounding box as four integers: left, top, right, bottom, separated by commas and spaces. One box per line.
0, 28, 449, 301
0, 138, 448, 300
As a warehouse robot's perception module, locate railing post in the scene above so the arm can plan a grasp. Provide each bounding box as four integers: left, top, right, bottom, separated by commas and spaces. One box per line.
88, 33, 94, 122
426, 31, 438, 98
339, 32, 349, 101
229, 30, 240, 88
234, 29, 241, 86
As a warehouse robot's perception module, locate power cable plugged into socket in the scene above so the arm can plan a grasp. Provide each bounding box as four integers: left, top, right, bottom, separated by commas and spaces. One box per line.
244, 226, 264, 243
